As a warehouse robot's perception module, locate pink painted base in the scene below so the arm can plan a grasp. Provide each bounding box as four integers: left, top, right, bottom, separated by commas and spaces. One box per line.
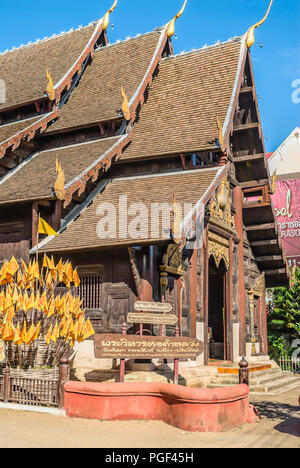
64, 382, 259, 432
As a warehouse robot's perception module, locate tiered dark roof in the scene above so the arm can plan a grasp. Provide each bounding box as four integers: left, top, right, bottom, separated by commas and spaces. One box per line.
0, 24, 96, 111
0, 13, 289, 286
121, 38, 243, 160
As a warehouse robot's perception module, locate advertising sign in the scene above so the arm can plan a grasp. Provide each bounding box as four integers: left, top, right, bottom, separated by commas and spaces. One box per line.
272, 179, 300, 267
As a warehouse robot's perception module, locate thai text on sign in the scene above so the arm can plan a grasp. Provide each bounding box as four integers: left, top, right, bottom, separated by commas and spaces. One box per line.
134, 301, 172, 313
127, 313, 178, 326
94, 335, 203, 360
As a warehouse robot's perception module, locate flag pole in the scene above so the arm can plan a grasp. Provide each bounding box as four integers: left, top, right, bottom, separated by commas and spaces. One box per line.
36, 212, 40, 265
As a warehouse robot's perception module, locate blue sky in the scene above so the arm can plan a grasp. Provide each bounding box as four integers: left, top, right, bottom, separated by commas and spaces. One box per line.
0, 0, 299, 152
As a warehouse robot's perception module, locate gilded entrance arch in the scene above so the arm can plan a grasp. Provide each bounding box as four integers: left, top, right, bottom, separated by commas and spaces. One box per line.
208, 232, 229, 270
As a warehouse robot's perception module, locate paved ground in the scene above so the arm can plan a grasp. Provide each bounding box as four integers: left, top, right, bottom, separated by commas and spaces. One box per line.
0, 387, 299, 448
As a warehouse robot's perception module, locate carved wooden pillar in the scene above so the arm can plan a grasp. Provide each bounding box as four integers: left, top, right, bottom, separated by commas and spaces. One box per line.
203, 227, 209, 364
190, 247, 197, 339
234, 186, 246, 356
52, 199, 62, 232
32, 202, 39, 248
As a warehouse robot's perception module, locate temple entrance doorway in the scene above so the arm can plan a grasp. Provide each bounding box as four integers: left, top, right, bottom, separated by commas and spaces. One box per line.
208, 256, 227, 361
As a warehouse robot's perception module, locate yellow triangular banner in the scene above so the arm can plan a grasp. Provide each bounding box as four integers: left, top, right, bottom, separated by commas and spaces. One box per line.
38, 218, 58, 237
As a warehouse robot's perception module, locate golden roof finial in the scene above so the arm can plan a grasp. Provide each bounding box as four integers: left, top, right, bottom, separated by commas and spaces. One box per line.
46, 69, 55, 101
167, 0, 187, 38
246, 0, 274, 48
216, 114, 226, 153
172, 194, 182, 245
271, 170, 277, 195
121, 86, 131, 121
102, 0, 118, 31
54, 158, 66, 201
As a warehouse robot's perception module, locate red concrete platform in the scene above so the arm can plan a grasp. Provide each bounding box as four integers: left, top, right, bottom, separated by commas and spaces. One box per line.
64, 382, 259, 432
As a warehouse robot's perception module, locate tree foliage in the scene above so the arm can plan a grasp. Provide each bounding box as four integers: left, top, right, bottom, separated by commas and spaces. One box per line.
267, 266, 300, 359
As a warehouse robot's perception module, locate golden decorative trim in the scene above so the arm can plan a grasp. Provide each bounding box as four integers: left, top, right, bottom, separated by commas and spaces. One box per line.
54, 158, 66, 201
249, 272, 265, 297
46, 70, 55, 101
216, 114, 226, 153
248, 273, 265, 356
209, 177, 235, 233
167, 0, 187, 38
271, 170, 277, 195
161, 244, 184, 276
246, 0, 273, 49
121, 86, 131, 121
208, 232, 229, 270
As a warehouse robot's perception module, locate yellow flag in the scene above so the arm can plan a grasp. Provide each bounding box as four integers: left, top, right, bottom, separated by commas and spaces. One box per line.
33, 322, 41, 342
83, 319, 95, 340
73, 268, 80, 288
39, 218, 58, 237
13, 323, 22, 345
25, 323, 35, 345
45, 325, 52, 346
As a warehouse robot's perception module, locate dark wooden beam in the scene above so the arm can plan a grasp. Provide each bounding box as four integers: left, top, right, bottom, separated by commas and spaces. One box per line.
233, 122, 260, 132
246, 223, 275, 232
239, 86, 253, 94
243, 202, 271, 209
250, 239, 279, 247
265, 268, 287, 276
256, 255, 283, 262
240, 179, 269, 189
234, 153, 265, 163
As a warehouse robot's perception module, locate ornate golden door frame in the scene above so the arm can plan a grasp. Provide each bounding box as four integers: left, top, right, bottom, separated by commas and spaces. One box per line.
208, 232, 230, 271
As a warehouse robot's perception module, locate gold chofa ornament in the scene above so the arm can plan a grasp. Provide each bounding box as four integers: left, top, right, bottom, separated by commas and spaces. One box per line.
271, 170, 277, 195
54, 158, 66, 201
172, 194, 182, 245
102, 0, 118, 31
246, 0, 274, 49
167, 0, 187, 38
46, 69, 55, 101
216, 114, 226, 153
121, 86, 131, 121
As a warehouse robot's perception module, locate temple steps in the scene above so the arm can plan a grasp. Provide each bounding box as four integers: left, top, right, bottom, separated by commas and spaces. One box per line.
208, 368, 300, 395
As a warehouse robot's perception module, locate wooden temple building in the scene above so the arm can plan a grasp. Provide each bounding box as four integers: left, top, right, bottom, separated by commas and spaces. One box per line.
0, 2, 289, 376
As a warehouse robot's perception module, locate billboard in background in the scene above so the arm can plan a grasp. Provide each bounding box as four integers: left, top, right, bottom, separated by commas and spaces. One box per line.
272, 179, 300, 268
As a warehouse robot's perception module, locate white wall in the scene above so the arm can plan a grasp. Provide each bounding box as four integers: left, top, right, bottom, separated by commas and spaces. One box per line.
268, 128, 300, 178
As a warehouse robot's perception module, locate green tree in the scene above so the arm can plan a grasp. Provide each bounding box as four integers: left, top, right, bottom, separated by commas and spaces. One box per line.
267, 266, 300, 360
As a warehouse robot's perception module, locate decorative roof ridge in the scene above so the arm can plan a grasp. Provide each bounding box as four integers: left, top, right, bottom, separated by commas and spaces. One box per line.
39, 135, 120, 154
0, 114, 43, 130
109, 165, 219, 184
0, 21, 98, 57
63, 133, 132, 208
32, 164, 228, 255
162, 35, 243, 61
222, 33, 248, 148
0, 109, 60, 158
94, 27, 164, 52
30, 178, 111, 255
